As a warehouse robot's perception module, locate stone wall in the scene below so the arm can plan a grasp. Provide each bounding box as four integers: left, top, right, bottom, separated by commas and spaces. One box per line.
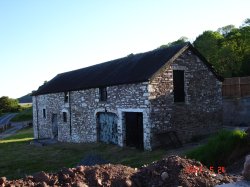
223, 97, 250, 126
149, 49, 222, 147
33, 93, 71, 141
33, 82, 151, 150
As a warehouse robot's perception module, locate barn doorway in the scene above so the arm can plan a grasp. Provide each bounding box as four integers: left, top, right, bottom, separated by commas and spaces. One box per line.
51, 114, 58, 139
96, 112, 118, 144
125, 112, 143, 149
173, 70, 185, 102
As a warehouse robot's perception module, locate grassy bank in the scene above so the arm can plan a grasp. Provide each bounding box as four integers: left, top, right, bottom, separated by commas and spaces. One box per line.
11, 107, 32, 122
186, 130, 249, 168
0, 127, 165, 179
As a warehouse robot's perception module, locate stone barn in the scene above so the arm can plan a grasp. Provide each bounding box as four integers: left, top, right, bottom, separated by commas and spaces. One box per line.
32, 43, 223, 150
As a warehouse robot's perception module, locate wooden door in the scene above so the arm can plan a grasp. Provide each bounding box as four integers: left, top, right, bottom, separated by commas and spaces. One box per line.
97, 112, 118, 144
125, 112, 143, 149
52, 114, 58, 139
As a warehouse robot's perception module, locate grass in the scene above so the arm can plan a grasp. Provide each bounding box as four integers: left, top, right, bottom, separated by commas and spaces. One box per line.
0, 112, 9, 117
0, 127, 166, 179
11, 107, 32, 122
186, 129, 249, 167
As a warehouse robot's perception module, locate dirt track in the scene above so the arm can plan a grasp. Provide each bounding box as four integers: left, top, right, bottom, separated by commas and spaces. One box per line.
0, 121, 29, 139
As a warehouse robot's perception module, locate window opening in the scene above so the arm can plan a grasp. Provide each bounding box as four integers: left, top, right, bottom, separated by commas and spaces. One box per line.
63, 112, 67, 122
173, 70, 185, 102
99, 87, 107, 101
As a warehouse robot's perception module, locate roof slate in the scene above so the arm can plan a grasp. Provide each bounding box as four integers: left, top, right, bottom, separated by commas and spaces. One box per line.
33, 43, 221, 96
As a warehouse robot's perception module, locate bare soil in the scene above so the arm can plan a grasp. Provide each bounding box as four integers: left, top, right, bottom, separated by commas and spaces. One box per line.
0, 155, 239, 187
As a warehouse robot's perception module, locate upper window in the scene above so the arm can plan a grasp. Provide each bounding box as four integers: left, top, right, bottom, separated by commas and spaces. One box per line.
64, 92, 69, 103
99, 87, 107, 101
173, 70, 185, 102
43, 109, 46, 118
63, 112, 67, 122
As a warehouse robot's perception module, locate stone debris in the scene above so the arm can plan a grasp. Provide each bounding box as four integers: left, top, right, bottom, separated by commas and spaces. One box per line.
1, 155, 238, 187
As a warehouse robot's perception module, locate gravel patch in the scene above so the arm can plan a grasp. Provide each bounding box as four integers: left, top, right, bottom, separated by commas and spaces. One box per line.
77, 154, 109, 166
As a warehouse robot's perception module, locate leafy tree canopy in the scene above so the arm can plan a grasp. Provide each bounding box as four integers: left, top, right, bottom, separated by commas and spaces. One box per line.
193, 18, 250, 77
0, 96, 20, 114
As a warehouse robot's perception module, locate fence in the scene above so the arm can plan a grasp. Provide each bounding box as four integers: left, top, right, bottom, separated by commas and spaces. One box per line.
222, 76, 250, 98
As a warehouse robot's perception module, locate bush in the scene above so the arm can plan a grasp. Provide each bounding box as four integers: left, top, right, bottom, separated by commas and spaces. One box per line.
186, 130, 247, 167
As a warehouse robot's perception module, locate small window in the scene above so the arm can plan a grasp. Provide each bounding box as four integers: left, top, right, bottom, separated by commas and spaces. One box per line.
64, 92, 69, 103
99, 87, 107, 101
63, 112, 67, 122
173, 70, 185, 102
43, 109, 46, 118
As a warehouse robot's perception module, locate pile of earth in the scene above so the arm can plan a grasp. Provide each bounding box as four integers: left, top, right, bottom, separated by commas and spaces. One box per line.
0, 155, 239, 187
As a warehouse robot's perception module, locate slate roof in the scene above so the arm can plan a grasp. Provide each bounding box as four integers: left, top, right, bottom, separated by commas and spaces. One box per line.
33, 42, 222, 96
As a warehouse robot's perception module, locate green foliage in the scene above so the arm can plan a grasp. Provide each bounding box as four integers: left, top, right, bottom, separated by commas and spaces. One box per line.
194, 18, 250, 77
217, 25, 235, 36
0, 96, 20, 114
242, 18, 250, 27
193, 31, 224, 73
241, 53, 250, 76
186, 130, 247, 167
160, 36, 188, 48
11, 107, 32, 122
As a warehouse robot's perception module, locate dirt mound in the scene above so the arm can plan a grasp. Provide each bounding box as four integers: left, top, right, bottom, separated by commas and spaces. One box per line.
1, 164, 136, 187
1, 156, 238, 187
132, 155, 238, 187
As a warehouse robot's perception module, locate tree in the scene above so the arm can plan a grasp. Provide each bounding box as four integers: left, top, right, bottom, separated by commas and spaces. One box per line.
217, 25, 235, 36
194, 19, 250, 77
0, 96, 20, 113
241, 53, 250, 76
159, 36, 188, 48
159, 18, 250, 77
193, 31, 224, 73
241, 18, 250, 27
221, 26, 250, 76
239, 25, 250, 76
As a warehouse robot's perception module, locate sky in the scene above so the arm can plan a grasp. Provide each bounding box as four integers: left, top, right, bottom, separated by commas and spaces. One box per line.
0, 0, 249, 99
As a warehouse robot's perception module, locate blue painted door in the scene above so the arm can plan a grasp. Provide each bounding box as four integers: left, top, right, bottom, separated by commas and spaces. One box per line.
97, 112, 118, 144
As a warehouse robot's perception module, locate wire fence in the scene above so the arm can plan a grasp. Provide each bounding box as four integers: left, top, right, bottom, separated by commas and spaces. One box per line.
222, 76, 250, 98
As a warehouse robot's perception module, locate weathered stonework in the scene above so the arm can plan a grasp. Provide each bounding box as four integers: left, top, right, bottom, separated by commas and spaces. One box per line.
33, 82, 151, 150
33, 48, 222, 150
148, 49, 222, 147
